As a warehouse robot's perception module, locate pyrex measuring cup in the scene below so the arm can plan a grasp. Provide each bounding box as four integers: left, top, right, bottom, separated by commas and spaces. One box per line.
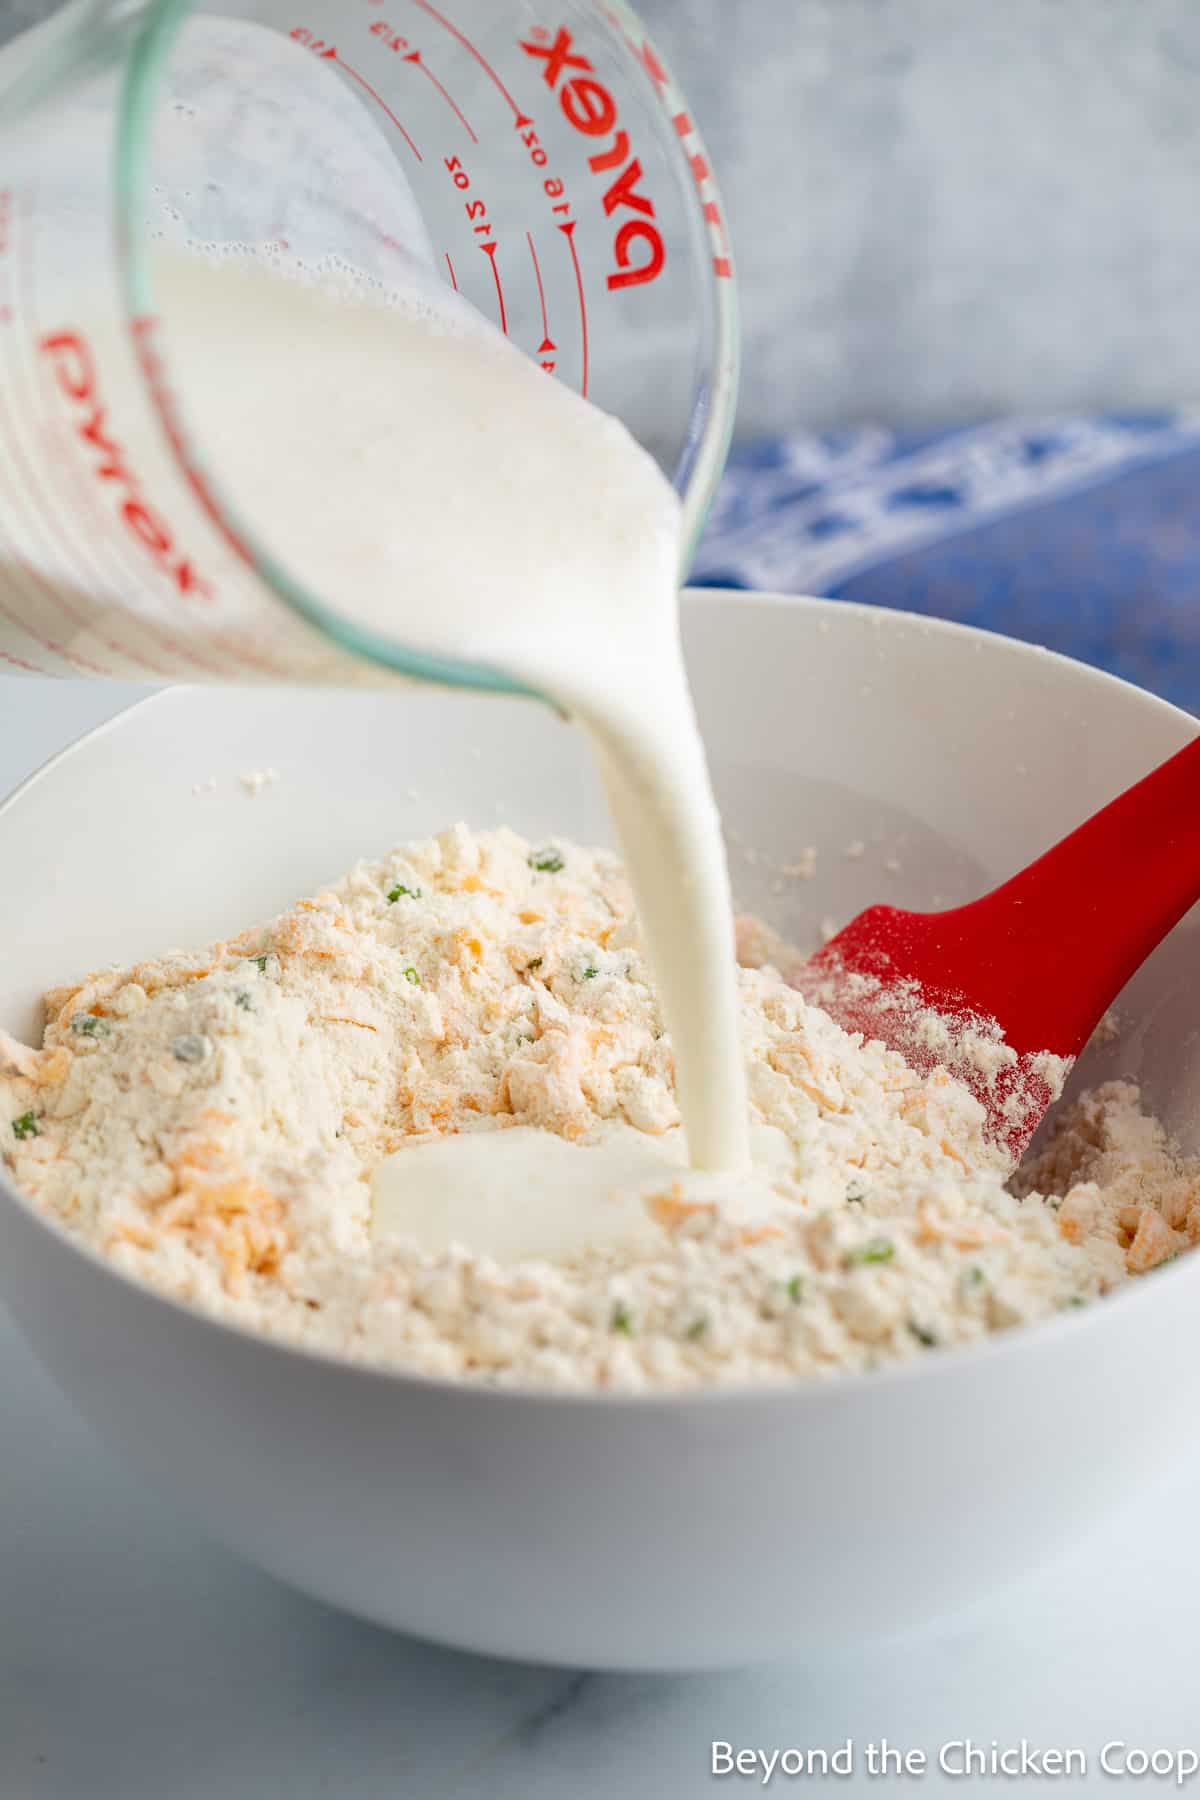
0, 0, 737, 687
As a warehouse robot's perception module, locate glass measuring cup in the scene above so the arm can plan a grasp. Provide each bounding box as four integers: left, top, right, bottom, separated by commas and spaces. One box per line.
0, 0, 737, 688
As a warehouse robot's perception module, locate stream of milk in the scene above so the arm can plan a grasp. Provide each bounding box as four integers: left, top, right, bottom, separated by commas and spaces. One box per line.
152, 252, 750, 1244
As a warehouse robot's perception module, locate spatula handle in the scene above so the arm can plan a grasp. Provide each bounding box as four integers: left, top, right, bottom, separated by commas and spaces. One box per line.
961, 731, 1200, 1052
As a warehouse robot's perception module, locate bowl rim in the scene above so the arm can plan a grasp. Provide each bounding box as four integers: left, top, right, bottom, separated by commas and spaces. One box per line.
2, 588, 1198, 1415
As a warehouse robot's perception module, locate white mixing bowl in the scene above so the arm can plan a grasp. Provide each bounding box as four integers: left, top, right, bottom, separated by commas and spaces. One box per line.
1, 593, 1197, 1671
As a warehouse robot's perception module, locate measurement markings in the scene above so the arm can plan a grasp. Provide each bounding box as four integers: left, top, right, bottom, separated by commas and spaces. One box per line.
409, 0, 532, 124
526, 232, 556, 365
558, 220, 588, 397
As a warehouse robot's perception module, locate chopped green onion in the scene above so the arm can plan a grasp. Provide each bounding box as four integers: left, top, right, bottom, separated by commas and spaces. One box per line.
69, 1014, 110, 1039
967, 1266, 987, 1288
787, 1274, 804, 1304
529, 850, 564, 874
234, 991, 254, 1011
387, 884, 421, 904
580, 966, 598, 981
685, 1316, 708, 1340
1067, 1295, 1088, 1309
12, 1111, 40, 1141
610, 1301, 635, 1335
404, 967, 421, 986
908, 1320, 938, 1348
255, 955, 270, 973
846, 1238, 894, 1268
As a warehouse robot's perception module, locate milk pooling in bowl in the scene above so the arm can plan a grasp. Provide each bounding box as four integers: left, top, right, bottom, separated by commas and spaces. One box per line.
152, 252, 750, 1197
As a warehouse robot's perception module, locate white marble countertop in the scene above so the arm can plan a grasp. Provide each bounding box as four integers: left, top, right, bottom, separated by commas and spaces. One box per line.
2, 677, 1199, 1800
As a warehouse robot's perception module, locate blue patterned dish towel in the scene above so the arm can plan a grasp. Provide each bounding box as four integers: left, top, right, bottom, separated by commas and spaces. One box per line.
693, 417, 1200, 715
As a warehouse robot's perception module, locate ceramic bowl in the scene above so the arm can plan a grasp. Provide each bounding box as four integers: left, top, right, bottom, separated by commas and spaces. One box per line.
1, 593, 1197, 1670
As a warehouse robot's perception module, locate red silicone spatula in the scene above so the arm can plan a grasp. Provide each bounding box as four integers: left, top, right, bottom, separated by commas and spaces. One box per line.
790, 732, 1200, 1165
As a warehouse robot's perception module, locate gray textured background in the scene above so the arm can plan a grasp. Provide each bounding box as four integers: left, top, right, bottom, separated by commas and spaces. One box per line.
7, 0, 1200, 433
638, 0, 1200, 431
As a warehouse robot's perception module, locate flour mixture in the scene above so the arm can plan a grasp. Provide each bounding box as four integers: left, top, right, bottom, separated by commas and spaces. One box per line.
2, 826, 1194, 1392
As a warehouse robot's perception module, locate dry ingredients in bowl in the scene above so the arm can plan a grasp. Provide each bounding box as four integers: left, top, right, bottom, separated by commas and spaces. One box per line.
1, 825, 1196, 1392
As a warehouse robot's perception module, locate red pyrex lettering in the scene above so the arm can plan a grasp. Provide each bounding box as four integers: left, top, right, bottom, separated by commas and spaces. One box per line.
40, 330, 212, 600
521, 25, 665, 292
